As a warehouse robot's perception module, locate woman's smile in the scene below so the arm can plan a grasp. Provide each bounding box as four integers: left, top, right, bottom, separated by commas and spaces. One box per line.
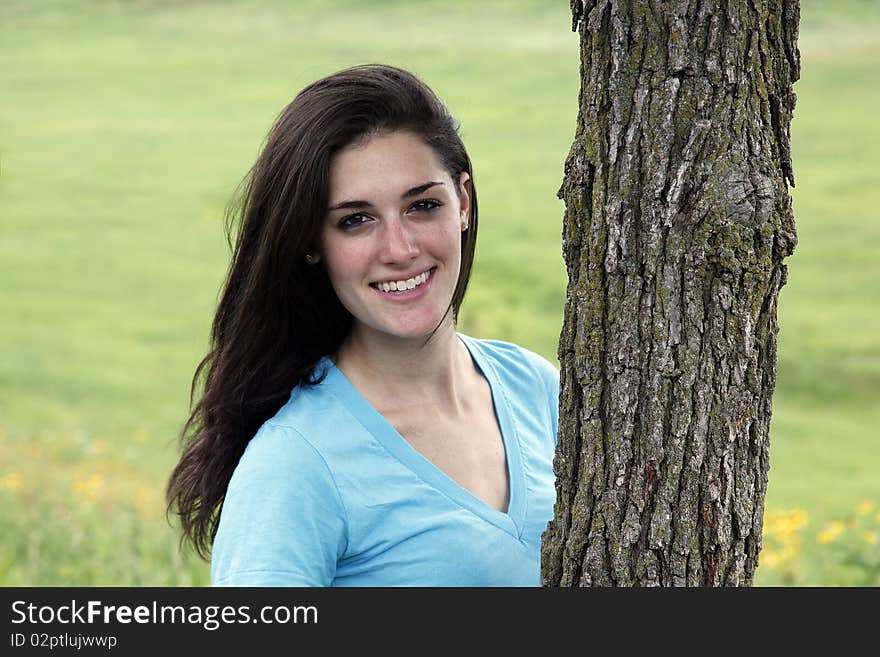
370, 266, 436, 299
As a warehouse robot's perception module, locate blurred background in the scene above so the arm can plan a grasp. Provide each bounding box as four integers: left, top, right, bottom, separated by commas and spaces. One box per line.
1, 0, 877, 586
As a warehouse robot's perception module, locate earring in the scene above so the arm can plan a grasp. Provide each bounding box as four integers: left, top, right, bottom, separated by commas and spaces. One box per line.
305, 252, 320, 265
461, 221, 469, 231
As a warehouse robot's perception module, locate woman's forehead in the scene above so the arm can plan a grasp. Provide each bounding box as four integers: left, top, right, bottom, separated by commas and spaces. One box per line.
328, 131, 451, 202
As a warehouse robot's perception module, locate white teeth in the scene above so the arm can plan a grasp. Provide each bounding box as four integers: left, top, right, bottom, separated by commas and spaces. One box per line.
375, 269, 431, 293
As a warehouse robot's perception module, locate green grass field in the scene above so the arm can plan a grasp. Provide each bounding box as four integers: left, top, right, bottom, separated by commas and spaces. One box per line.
1, 0, 878, 586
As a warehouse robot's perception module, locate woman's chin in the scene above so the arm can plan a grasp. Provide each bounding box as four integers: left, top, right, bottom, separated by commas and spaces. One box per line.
363, 312, 455, 343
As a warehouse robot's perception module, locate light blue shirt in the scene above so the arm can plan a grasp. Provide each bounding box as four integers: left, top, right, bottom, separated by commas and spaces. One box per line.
211, 334, 559, 586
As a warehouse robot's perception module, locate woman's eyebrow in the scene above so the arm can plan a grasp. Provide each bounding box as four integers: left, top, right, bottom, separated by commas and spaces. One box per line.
328, 181, 444, 212
403, 180, 444, 198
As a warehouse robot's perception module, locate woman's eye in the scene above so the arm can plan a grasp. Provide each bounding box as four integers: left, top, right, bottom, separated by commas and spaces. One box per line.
410, 199, 441, 213
338, 213, 371, 230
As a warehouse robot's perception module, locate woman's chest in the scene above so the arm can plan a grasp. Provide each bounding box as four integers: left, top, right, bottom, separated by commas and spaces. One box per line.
391, 408, 510, 514
323, 397, 558, 585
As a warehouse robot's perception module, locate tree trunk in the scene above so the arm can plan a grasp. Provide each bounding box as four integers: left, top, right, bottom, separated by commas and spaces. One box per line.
541, 0, 800, 586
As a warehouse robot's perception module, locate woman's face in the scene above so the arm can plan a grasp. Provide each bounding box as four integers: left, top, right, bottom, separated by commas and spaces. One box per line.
320, 130, 470, 343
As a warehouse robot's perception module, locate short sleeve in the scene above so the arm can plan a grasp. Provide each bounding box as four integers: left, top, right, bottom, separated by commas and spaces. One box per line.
211, 421, 348, 587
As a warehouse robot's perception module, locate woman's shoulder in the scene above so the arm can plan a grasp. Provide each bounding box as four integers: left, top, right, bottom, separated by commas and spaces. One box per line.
231, 417, 328, 486
460, 333, 560, 441
214, 406, 349, 588
235, 366, 347, 470
458, 333, 559, 384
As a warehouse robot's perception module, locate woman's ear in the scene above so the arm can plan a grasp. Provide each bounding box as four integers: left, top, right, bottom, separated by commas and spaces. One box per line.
458, 171, 471, 231
304, 241, 323, 265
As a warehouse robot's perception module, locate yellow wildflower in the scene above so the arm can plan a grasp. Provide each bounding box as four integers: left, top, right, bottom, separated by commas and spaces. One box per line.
863, 531, 878, 546
761, 548, 782, 568
760, 508, 807, 575
817, 521, 845, 544
0, 472, 23, 491
856, 501, 875, 516
73, 474, 105, 503
764, 508, 809, 534
134, 486, 157, 516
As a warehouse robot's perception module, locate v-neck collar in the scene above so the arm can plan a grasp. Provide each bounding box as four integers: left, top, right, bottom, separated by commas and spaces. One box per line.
319, 333, 525, 538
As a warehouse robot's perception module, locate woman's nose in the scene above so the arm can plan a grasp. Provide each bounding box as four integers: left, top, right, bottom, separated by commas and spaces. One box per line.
380, 217, 419, 263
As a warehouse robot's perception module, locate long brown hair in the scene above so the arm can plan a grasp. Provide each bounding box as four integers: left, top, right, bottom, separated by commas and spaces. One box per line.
166, 64, 479, 559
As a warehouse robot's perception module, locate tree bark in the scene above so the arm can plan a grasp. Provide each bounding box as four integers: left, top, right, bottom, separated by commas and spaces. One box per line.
542, 0, 799, 586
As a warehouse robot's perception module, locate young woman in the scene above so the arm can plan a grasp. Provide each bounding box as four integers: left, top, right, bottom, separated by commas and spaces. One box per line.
167, 64, 560, 586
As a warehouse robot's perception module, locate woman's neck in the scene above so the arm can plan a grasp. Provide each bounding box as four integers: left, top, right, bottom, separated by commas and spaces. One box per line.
332, 318, 474, 417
